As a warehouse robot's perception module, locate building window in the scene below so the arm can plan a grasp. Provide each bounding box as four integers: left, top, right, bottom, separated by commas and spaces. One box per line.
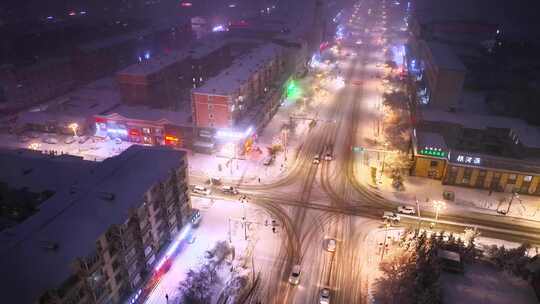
430, 160, 438, 167
476, 170, 487, 188
462, 168, 472, 184
208, 104, 213, 110
521, 176, 533, 194
209, 114, 214, 119
142, 127, 151, 134
508, 174, 517, 184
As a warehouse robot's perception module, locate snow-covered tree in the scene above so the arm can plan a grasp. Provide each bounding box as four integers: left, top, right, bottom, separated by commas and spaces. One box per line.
179, 265, 219, 304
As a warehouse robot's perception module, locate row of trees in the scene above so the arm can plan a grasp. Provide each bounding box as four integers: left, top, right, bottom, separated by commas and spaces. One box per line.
178, 241, 233, 304
375, 229, 480, 304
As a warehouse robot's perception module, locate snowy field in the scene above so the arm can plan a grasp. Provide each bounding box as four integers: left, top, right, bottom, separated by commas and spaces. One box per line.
441, 263, 538, 304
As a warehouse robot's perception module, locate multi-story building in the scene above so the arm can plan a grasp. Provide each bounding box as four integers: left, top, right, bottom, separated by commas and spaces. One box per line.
73, 22, 193, 84
0, 145, 192, 303
116, 36, 231, 108
0, 57, 75, 114
191, 43, 285, 133
411, 109, 540, 195
116, 51, 192, 108
407, 40, 466, 109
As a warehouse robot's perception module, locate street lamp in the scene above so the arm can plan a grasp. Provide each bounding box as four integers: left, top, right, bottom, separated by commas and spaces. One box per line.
68, 123, 79, 137
433, 200, 446, 223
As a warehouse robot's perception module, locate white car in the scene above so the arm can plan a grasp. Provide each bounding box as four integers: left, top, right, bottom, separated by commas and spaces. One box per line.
324, 152, 333, 161
382, 211, 400, 223
192, 185, 210, 195
397, 205, 416, 215
221, 185, 238, 195
313, 155, 321, 164
326, 238, 337, 252
319, 288, 331, 304
288, 265, 301, 285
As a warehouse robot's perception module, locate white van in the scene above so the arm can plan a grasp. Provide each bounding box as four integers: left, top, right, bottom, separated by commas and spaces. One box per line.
192, 185, 210, 195
221, 185, 238, 195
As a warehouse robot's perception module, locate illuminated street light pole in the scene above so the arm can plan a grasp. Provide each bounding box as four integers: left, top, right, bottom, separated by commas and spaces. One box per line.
432, 200, 446, 226
240, 195, 249, 240
68, 123, 79, 137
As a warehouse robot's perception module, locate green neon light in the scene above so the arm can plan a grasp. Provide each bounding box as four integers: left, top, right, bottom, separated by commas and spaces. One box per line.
419, 149, 447, 158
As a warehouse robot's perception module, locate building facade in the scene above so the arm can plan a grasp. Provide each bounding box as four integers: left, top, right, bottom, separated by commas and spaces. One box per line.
0, 146, 192, 304
411, 110, 540, 196
116, 37, 231, 108
407, 40, 466, 109
0, 58, 75, 114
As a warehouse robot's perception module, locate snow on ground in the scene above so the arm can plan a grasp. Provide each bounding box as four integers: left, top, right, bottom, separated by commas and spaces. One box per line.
144, 197, 281, 304
441, 262, 538, 304
356, 165, 540, 222
0, 133, 134, 161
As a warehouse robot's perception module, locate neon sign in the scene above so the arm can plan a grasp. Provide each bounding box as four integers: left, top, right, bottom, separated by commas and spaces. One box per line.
419, 147, 447, 158
216, 126, 253, 139
456, 155, 481, 165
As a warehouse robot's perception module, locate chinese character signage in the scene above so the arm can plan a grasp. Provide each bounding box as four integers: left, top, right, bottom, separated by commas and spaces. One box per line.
419, 146, 447, 158
455, 155, 481, 165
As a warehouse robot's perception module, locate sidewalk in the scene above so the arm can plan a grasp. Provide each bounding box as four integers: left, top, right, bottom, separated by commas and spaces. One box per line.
188, 74, 324, 186
355, 161, 540, 222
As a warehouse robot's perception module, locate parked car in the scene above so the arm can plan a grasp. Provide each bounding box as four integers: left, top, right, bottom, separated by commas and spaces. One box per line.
64, 137, 76, 144
221, 185, 238, 195
325, 152, 333, 161
288, 265, 301, 285
397, 205, 415, 215
42, 136, 58, 144
382, 211, 400, 223
319, 288, 331, 304
325, 238, 337, 252
192, 185, 210, 195
28, 132, 40, 139
18, 135, 30, 143
263, 156, 274, 166
78, 136, 90, 144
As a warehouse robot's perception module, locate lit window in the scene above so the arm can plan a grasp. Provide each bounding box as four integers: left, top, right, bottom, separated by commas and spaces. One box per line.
524, 176, 533, 182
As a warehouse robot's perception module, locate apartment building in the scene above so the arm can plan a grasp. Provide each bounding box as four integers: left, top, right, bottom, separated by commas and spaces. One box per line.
408, 40, 466, 109
116, 36, 231, 108
0, 145, 191, 304
191, 43, 285, 132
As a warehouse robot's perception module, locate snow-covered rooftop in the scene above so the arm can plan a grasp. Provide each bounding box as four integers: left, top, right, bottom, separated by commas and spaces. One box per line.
0, 145, 186, 303
117, 50, 190, 77
100, 105, 192, 127
192, 43, 283, 96
424, 41, 466, 71
421, 109, 540, 148
118, 36, 229, 77
0, 149, 91, 193
416, 131, 448, 150
17, 78, 121, 127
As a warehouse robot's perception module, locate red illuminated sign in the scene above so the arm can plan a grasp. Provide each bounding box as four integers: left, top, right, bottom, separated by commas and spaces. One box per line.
95, 117, 107, 123
129, 129, 140, 136
165, 135, 180, 145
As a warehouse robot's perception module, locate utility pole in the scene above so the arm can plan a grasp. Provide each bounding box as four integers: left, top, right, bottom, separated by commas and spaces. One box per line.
415, 197, 422, 231
506, 190, 519, 215
380, 222, 390, 262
